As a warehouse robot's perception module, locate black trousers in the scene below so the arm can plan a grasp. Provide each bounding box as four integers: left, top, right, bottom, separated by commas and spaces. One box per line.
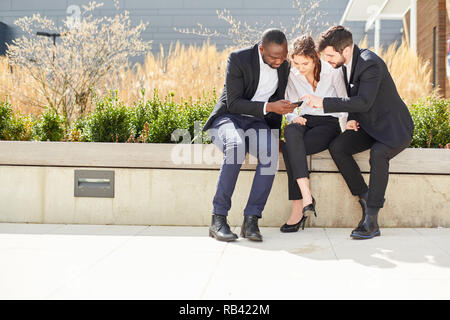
282, 115, 341, 200
328, 127, 411, 208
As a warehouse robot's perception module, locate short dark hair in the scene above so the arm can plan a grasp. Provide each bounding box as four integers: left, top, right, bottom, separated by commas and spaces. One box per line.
261, 28, 287, 47
317, 26, 353, 53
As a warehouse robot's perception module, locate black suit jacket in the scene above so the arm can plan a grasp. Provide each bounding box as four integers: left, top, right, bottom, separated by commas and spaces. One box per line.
202, 43, 290, 132
323, 45, 414, 148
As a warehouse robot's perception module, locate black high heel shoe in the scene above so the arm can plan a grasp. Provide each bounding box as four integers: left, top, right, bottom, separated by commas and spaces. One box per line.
302, 197, 317, 218
280, 215, 308, 233
280, 197, 317, 233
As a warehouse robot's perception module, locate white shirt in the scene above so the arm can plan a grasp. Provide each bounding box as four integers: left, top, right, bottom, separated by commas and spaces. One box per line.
245, 47, 278, 117
285, 59, 348, 131
345, 56, 352, 83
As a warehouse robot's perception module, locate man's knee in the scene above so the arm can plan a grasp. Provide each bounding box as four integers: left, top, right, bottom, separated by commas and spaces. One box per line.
257, 136, 279, 176
369, 144, 390, 164
328, 136, 345, 156
222, 139, 246, 164
210, 126, 245, 164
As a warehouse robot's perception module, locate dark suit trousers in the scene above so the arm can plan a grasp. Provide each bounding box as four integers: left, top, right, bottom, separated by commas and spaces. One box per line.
328, 128, 411, 208
208, 113, 278, 217
282, 115, 341, 200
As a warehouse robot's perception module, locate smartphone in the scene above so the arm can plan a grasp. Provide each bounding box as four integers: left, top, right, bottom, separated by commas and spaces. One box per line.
291, 100, 303, 107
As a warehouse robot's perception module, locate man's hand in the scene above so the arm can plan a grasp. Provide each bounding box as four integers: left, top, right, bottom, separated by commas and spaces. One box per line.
345, 120, 360, 131
300, 94, 323, 109
266, 100, 297, 115
292, 116, 307, 125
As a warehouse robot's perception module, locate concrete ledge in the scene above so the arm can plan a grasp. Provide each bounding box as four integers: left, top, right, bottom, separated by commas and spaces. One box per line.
311, 148, 450, 174
0, 142, 449, 227
1, 141, 449, 173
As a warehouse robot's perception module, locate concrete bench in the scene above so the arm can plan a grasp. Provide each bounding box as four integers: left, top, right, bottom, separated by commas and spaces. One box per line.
0, 141, 448, 227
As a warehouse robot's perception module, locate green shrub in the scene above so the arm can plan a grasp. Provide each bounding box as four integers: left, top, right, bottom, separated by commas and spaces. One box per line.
34, 107, 66, 141
68, 117, 89, 142
85, 91, 133, 142
178, 96, 215, 143
5, 114, 35, 141
130, 101, 152, 141
128, 90, 215, 144
0, 100, 36, 141
0, 100, 13, 140
147, 97, 183, 143
410, 96, 450, 148
129, 90, 154, 142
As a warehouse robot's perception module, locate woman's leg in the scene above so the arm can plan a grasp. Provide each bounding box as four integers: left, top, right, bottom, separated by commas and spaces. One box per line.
296, 178, 313, 206
281, 140, 302, 198
286, 199, 304, 225
281, 140, 305, 224
283, 123, 309, 224
295, 121, 341, 206
283, 118, 341, 224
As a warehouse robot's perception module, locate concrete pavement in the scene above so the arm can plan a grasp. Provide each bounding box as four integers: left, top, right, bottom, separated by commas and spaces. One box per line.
1, 223, 450, 299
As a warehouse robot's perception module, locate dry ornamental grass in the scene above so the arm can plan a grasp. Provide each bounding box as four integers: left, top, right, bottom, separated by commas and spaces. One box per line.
101, 41, 232, 108
0, 1, 444, 147
0, 34, 435, 117
357, 37, 434, 105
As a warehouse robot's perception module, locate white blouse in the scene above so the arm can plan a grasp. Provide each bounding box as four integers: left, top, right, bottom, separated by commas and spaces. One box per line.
285, 59, 348, 131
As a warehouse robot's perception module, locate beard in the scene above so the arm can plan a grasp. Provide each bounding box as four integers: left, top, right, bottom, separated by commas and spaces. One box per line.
262, 54, 281, 69
330, 55, 346, 69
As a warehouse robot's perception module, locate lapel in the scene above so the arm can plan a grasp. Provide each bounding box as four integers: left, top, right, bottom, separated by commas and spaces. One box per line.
348, 44, 360, 87
342, 44, 360, 97
274, 60, 289, 99
249, 43, 261, 99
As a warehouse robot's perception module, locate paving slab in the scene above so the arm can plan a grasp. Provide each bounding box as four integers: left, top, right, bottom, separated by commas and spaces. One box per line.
0, 223, 449, 300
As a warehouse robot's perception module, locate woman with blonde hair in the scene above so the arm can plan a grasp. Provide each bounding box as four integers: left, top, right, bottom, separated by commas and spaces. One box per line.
280, 35, 348, 232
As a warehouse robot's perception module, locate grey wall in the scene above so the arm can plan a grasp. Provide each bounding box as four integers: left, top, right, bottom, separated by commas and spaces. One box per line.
0, 0, 403, 59
0, 21, 13, 54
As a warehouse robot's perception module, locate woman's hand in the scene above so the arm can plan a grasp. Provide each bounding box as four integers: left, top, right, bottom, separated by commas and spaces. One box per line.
345, 120, 360, 131
292, 116, 307, 125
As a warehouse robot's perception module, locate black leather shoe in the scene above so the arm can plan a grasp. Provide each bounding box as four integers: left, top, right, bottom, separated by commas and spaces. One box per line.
241, 215, 263, 241
280, 215, 307, 233
351, 207, 381, 240
209, 214, 238, 242
302, 197, 317, 218
353, 191, 368, 233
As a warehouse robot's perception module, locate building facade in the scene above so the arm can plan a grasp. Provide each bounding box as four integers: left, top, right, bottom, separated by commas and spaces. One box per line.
0, 0, 403, 56
402, 0, 449, 98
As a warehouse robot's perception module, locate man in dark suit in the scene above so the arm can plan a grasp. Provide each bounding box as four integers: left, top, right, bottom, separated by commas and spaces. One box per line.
302, 26, 414, 240
203, 29, 295, 242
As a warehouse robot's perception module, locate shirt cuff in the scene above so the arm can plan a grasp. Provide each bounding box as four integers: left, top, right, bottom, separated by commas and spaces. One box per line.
263, 102, 268, 115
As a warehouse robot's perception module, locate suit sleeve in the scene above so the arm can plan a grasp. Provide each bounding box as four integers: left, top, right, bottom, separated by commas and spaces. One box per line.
323, 61, 382, 114
225, 52, 265, 118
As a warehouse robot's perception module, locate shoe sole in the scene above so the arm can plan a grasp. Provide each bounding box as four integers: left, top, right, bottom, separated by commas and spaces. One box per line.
280, 228, 300, 233
240, 232, 263, 242
209, 230, 237, 242
350, 230, 381, 240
